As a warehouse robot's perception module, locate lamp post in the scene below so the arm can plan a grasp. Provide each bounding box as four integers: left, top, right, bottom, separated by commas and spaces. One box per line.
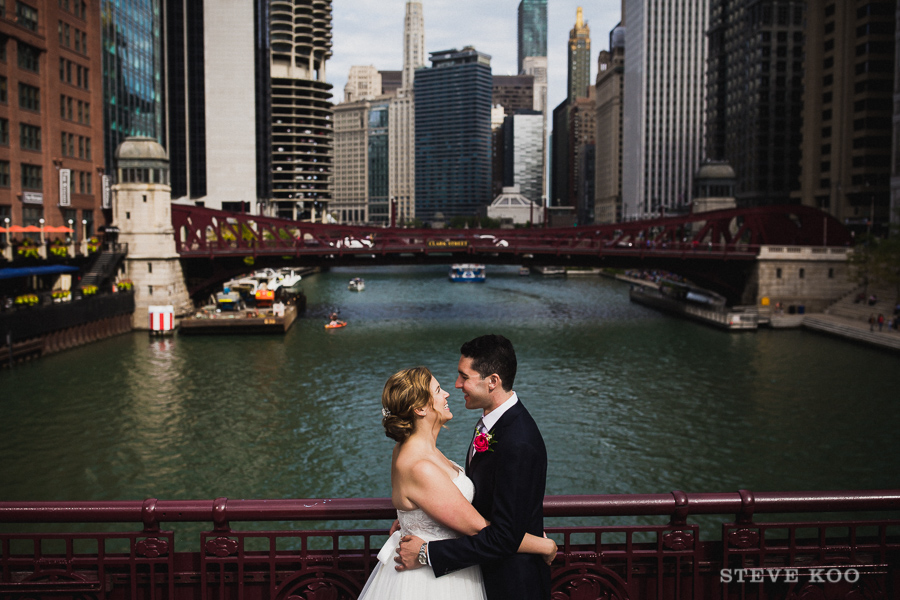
68, 218, 75, 255
39, 218, 45, 246
3, 217, 9, 261
81, 219, 88, 255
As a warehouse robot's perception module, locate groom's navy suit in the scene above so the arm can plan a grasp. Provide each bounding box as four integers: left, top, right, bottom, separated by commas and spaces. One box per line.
428, 400, 550, 600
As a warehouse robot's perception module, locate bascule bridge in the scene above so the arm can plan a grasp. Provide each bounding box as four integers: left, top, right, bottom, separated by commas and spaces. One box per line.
110, 141, 856, 329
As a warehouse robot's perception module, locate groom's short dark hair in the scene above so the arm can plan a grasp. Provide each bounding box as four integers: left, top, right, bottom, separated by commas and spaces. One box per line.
460, 334, 516, 391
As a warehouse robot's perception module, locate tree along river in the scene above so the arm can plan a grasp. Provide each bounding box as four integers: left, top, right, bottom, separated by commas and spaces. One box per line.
1, 265, 898, 541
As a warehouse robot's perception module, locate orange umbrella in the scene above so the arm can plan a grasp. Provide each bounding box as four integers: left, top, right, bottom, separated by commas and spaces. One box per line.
21, 225, 43, 233
0, 227, 7, 233
43, 225, 75, 233
7, 225, 31, 232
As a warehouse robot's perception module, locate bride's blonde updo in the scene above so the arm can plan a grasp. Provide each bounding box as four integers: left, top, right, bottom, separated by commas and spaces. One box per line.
382, 366, 432, 443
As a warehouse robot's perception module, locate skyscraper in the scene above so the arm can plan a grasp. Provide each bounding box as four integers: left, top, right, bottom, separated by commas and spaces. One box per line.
389, 1, 424, 225
269, 0, 334, 220
518, 0, 548, 205
517, 0, 547, 74
568, 7, 591, 102
503, 112, 544, 205
163, 0, 272, 213
101, 0, 163, 176
623, 0, 709, 219
594, 25, 626, 224
415, 47, 493, 223
799, 1, 895, 233
706, 0, 805, 208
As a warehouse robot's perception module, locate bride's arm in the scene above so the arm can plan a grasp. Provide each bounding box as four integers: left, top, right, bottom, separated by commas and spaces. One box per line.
404, 462, 556, 562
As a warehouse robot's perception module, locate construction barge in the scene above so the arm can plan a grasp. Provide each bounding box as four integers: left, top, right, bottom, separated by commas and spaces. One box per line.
179, 268, 306, 334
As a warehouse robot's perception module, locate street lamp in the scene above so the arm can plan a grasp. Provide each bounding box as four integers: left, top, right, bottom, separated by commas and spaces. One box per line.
39, 218, 45, 246
82, 219, 88, 254
3, 217, 9, 248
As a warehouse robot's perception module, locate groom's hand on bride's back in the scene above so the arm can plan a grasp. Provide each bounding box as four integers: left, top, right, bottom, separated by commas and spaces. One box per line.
395, 535, 426, 571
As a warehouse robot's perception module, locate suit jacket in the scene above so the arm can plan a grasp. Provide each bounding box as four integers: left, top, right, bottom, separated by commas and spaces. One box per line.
428, 400, 551, 600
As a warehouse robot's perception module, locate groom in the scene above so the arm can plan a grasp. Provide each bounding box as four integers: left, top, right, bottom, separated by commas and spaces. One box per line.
396, 334, 551, 599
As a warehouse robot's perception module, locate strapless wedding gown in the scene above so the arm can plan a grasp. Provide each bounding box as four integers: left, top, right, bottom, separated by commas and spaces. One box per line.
357, 463, 486, 599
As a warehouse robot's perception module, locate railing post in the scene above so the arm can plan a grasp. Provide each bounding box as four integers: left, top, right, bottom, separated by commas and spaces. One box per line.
141, 498, 159, 532
736, 489, 755, 524
670, 490, 689, 526
213, 497, 229, 532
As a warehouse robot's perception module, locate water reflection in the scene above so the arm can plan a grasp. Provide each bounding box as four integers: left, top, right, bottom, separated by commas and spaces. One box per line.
1, 265, 898, 513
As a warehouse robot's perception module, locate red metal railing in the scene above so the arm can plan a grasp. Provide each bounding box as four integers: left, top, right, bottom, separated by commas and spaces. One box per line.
2, 490, 898, 599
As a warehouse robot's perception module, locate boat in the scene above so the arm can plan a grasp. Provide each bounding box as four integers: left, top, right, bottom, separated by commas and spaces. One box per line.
348, 277, 365, 292
325, 320, 347, 329
534, 265, 566, 277
519, 267, 531, 276
449, 264, 486, 282
223, 268, 303, 305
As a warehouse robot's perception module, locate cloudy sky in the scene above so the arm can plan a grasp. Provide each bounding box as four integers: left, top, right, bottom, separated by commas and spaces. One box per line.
329, 0, 623, 113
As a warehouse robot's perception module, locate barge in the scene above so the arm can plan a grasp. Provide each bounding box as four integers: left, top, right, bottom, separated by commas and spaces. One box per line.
179, 303, 299, 334
629, 283, 758, 330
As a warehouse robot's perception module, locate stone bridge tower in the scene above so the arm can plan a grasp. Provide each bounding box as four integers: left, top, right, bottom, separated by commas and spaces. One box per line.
112, 137, 192, 329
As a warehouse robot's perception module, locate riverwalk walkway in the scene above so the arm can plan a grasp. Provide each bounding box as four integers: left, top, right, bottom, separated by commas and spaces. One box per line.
802, 283, 900, 352
608, 270, 900, 352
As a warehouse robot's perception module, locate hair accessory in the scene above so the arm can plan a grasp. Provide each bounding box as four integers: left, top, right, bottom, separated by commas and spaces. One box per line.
382, 407, 391, 418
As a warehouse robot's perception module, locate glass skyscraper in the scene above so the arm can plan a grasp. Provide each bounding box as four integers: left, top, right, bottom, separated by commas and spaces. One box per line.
101, 0, 164, 176
517, 0, 547, 74
368, 102, 390, 224
415, 48, 493, 223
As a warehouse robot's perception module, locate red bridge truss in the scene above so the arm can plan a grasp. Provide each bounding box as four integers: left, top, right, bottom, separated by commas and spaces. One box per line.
172, 204, 851, 259
171, 204, 853, 301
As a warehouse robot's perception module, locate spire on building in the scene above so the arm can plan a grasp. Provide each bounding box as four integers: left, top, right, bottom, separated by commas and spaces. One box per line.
401, 2, 425, 91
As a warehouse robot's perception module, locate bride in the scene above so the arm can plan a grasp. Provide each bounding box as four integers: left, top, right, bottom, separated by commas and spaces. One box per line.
358, 367, 556, 599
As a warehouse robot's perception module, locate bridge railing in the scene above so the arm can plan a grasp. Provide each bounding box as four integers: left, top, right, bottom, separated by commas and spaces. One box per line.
2, 490, 898, 599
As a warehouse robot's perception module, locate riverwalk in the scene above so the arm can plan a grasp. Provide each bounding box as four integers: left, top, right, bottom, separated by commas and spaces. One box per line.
609, 270, 900, 352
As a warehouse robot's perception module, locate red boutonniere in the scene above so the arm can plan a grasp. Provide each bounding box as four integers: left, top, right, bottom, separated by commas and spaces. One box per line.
473, 430, 497, 453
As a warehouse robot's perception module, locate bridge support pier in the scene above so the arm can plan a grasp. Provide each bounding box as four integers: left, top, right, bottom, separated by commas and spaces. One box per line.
112, 138, 193, 330
744, 245, 855, 313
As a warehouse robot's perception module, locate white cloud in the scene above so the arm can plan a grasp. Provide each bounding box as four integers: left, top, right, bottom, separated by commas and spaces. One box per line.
329, 0, 622, 111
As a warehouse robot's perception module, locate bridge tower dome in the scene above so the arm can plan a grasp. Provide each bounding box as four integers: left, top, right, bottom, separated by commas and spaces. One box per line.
112, 137, 192, 329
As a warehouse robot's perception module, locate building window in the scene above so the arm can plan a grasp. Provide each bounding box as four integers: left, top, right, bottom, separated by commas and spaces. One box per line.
21, 163, 42, 190
17, 41, 40, 73
0, 76, 6, 103
19, 123, 41, 151
18, 83, 39, 112
16, 2, 38, 31
0, 118, 7, 145
799, 268, 805, 279
828, 268, 834, 279
0, 160, 9, 187
776, 268, 782, 279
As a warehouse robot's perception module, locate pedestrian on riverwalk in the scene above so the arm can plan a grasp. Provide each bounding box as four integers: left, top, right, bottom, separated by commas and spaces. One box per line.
877, 314, 884, 331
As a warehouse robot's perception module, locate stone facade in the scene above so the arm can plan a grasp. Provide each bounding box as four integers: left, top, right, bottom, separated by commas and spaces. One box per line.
747, 246, 855, 313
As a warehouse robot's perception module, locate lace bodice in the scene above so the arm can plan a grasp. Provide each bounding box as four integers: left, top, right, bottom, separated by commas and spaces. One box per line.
397, 462, 475, 542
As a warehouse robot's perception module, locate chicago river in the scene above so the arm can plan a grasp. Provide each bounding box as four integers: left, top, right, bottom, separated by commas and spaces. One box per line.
1, 265, 898, 513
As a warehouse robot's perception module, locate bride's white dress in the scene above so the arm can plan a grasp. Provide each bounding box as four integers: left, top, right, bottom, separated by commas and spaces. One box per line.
358, 463, 486, 599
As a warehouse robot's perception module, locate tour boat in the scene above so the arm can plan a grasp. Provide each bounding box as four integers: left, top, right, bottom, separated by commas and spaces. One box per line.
348, 277, 365, 292
449, 264, 486, 282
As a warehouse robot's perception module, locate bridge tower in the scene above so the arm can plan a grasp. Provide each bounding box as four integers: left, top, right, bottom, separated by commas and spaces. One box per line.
112, 137, 192, 329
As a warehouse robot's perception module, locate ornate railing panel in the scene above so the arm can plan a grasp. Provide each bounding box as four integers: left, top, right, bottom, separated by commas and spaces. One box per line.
1, 491, 897, 599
